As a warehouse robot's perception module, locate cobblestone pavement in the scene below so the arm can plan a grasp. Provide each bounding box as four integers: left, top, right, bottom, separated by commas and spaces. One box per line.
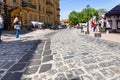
0, 29, 120, 80
0, 29, 56, 80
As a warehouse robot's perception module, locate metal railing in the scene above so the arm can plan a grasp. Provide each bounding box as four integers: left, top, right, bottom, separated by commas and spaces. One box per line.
22, 2, 36, 9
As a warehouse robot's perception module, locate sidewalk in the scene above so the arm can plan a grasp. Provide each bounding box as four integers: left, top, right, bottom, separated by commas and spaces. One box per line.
2, 30, 32, 41
89, 31, 120, 43
1, 29, 52, 41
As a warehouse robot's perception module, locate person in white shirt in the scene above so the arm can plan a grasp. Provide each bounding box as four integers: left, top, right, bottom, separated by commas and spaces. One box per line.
0, 14, 3, 41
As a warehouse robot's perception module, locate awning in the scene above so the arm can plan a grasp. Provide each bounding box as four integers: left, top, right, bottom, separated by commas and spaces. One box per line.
31, 21, 44, 27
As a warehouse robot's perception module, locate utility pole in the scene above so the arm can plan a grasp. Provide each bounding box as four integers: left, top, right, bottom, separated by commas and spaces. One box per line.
86, 5, 90, 34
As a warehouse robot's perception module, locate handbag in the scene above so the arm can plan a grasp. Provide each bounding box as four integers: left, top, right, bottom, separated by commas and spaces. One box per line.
14, 25, 21, 29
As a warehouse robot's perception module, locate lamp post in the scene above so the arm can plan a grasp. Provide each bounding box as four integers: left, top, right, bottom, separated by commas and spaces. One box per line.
86, 5, 90, 34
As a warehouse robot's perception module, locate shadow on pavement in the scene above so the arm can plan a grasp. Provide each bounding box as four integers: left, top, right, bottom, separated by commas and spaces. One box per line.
3, 30, 32, 36
0, 39, 43, 80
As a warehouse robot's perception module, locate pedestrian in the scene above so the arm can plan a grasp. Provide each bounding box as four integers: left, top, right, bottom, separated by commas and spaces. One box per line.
0, 14, 3, 42
13, 16, 21, 38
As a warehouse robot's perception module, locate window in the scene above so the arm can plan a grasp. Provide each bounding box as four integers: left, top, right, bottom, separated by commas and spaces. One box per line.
13, 0, 16, 2
117, 20, 120, 29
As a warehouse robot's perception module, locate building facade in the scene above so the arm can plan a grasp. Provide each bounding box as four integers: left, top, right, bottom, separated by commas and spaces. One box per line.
1, 0, 60, 30
105, 4, 120, 32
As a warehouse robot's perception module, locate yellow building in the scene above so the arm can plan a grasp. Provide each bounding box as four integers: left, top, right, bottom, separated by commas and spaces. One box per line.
3, 0, 60, 29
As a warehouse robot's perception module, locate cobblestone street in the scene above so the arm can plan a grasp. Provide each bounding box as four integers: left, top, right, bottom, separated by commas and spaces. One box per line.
0, 29, 120, 80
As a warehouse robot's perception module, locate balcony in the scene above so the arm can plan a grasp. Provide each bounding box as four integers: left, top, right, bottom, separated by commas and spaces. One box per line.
57, 8, 60, 11
46, 10, 53, 14
46, 1, 53, 6
22, 2, 36, 9
57, 14, 60, 16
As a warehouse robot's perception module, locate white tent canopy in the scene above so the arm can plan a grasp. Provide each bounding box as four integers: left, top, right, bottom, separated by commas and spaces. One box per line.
31, 21, 44, 27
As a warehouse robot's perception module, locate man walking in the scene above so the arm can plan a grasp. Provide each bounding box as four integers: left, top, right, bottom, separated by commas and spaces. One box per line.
0, 14, 3, 42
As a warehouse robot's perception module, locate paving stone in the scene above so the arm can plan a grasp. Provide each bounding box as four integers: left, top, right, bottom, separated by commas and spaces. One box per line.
68, 63, 78, 68
37, 45, 44, 50
42, 55, 53, 63
18, 54, 32, 63
43, 50, 51, 56
48, 78, 52, 80
66, 71, 74, 79
27, 60, 41, 66
30, 40, 41, 51
54, 57, 62, 62
84, 64, 99, 73
33, 75, 39, 80
30, 45, 38, 51
31, 54, 42, 60
100, 68, 115, 78
110, 66, 120, 74
63, 56, 74, 60
26, 51, 34, 54
2, 61, 15, 69
80, 75, 93, 80
45, 45, 50, 50
0, 70, 4, 75
1, 72, 22, 80
111, 76, 120, 80
72, 69, 85, 75
56, 62, 64, 68
82, 58, 97, 64
114, 60, 120, 67
81, 52, 89, 56
55, 73, 67, 80
46, 40, 51, 45
99, 61, 115, 68
47, 69, 57, 77
91, 72, 106, 80
58, 66, 69, 72
39, 64, 52, 73
35, 50, 43, 54
8, 63, 27, 72
64, 59, 74, 64
25, 66, 39, 75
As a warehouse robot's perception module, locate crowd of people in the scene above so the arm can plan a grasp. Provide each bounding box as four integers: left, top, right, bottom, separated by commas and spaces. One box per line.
89, 16, 111, 33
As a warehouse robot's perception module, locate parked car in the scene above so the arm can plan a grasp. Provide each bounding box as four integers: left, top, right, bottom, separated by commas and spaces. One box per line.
58, 25, 66, 29
77, 26, 83, 30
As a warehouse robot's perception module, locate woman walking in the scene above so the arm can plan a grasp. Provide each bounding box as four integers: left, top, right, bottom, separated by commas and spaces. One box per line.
13, 17, 21, 38
0, 14, 3, 42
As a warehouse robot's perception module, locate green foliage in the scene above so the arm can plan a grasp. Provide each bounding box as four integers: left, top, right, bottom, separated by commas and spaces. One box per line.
68, 7, 98, 25
68, 11, 79, 25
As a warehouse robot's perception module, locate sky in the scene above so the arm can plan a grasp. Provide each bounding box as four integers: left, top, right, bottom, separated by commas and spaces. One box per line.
60, 0, 120, 20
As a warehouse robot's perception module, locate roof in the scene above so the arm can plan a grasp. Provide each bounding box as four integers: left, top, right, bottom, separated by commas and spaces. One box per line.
60, 19, 68, 23
105, 4, 120, 16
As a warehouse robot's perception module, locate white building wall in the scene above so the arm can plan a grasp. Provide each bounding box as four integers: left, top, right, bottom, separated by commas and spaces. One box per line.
111, 16, 117, 29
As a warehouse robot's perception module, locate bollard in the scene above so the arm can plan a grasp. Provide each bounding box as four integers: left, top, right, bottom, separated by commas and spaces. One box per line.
94, 32, 101, 37
81, 30, 84, 33
85, 31, 90, 34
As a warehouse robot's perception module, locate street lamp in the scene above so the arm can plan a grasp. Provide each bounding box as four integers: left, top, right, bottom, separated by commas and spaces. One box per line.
86, 5, 90, 34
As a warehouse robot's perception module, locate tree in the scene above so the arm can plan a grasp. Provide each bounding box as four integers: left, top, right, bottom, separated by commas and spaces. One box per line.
98, 8, 107, 16
68, 11, 79, 25
68, 7, 98, 25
